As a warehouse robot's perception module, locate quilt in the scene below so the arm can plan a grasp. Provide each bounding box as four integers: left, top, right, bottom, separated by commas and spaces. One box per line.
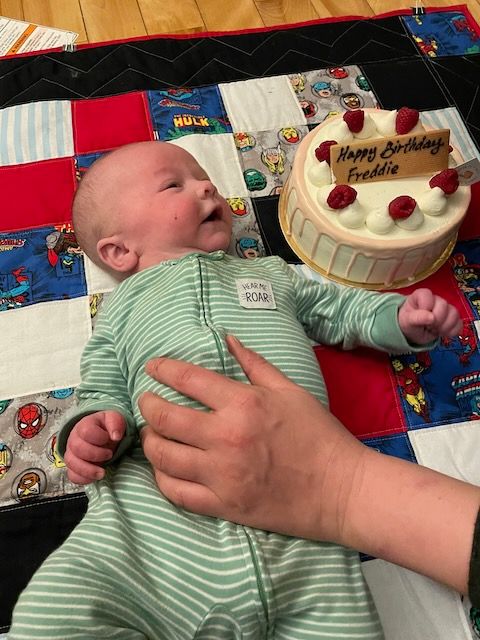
1, 5, 480, 638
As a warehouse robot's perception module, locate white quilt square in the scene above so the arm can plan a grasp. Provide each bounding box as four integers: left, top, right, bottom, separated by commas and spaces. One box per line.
171, 134, 247, 197
219, 76, 306, 131
363, 559, 472, 640
84, 255, 120, 294
408, 420, 480, 485
0, 100, 74, 166
0, 297, 91, 399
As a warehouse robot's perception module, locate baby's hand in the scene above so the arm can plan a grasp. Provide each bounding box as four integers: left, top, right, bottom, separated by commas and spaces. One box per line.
63, 410, 126, 485
398, 288, 463, 345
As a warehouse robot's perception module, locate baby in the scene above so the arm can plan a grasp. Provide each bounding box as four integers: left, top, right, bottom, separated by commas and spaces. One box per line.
9, 141, 462, 640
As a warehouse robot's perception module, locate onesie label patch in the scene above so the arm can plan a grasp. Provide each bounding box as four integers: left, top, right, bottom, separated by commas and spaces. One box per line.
236, 278, 276, 309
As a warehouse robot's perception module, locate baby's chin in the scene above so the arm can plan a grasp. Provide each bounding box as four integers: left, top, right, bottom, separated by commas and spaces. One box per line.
201, 231, 232, 254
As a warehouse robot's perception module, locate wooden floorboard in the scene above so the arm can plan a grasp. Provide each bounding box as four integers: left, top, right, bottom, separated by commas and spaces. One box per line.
23, 0, 87, 42
0, 1, 479, 44
310, 1, 373, 18
197, 0, 263, 31
138, 0, 205, 36
79, 0, 146, 43
254, 0, 319, 26
0, 0, 24, 20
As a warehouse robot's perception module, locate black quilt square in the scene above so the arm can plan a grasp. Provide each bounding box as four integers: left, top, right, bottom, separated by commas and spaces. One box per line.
361, 58, 451, 111
253, 195, 301, 263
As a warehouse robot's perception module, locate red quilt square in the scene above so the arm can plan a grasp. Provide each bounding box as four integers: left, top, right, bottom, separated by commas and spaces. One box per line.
315, 345, 407, 439
72, 92, 154, 154
458, 181, 480, 241
0, 158, 76, 232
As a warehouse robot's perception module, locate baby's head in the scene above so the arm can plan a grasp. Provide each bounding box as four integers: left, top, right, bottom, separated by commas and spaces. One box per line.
72, 141, 233, 276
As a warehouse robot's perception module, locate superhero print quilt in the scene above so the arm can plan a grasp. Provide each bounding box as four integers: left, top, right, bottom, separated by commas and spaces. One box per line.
1, 5, 480, 639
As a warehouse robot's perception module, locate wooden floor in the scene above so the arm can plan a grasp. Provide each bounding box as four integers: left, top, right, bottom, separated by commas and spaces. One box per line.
0, 0, 479, 45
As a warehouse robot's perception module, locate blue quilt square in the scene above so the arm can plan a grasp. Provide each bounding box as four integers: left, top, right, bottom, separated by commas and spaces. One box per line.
0, 226, 86, 310
450, 239, 480, 319
75, 152, 105, 180
403, 10, 480, 56
390, 331, 480, 429
362, 432, 417, 464
147, 86, 232, 141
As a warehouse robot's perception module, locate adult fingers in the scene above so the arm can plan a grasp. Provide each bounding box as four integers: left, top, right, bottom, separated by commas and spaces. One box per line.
226, 335, 299, 390
140, 425, 208, 482
145, 357, 246, 411
153, 468, 223, 519
139, 392, 213, 447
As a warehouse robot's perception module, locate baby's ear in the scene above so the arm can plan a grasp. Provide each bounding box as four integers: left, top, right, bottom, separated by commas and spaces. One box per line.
96, 235, 139, 274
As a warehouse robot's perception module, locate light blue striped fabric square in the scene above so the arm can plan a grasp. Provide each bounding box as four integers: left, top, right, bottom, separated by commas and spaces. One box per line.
422, 107, 480, 162
0, 100, 73, 166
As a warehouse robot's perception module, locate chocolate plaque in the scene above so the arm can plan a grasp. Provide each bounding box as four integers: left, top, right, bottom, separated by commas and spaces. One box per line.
330, 129, 450, 185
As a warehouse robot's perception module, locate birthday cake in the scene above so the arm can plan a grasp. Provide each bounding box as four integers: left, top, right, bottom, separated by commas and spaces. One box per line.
279, 108, 471, 289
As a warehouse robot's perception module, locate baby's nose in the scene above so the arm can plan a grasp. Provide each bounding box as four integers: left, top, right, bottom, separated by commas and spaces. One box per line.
200, 180, 217, 196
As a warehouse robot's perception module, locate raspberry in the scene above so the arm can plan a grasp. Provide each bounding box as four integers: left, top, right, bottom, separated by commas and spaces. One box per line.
388, 195, 417, 219
395, 107, 419, 135
314, 140, 337, 165
429, 169, 459, 195
343, 109, 364, 133
327, 185, 357, 209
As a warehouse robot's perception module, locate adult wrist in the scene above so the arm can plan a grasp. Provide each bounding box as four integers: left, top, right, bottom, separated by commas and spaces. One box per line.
315, 433, 369, 546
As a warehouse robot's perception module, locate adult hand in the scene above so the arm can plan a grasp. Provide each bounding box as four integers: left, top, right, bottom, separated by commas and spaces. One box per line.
139, 335, 365, 543
139, 336, 480, 595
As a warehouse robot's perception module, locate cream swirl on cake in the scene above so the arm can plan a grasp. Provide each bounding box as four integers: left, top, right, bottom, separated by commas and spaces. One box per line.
279, 108, 471, 289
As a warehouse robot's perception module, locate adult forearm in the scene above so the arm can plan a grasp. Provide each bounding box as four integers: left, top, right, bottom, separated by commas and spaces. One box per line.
340, 447, 480, 594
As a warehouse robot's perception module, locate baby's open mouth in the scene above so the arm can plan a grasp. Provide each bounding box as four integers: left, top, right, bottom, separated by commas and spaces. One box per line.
203, 207, 221, 223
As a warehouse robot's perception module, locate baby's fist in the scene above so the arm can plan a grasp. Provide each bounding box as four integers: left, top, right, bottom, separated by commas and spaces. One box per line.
398, 288, 462, 345
64, 410, 126, 485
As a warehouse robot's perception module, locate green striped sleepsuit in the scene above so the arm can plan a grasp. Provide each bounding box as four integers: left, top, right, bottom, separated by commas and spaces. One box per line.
9, 251, 420, 640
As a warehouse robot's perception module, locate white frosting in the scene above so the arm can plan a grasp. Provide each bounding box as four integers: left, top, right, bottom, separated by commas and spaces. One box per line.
394, 204, 424, 230
410, 121, 426, 135
353, 113, 377, 139
373, 110, 397, 136
324, 119, 353, 143
365, 207, 395, 234
316, 184, 334, 207
417, 186, 447, 216
307, 160, 331, 187
317, 185, 365, 229
337, 202, 365, 229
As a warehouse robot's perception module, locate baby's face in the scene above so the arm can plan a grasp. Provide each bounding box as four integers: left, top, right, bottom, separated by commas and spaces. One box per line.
111, 143, 232, 268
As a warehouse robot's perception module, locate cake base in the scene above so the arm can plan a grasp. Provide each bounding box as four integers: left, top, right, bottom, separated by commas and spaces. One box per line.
278, 186, 458, 290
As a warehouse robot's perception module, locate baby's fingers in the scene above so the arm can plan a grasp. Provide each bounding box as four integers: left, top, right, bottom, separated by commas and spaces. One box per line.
63, 451, 105, 484
67, 436, 113, 464
104, 411, 126, 443
407, 308, 435, 327
439, 306, 463, 336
